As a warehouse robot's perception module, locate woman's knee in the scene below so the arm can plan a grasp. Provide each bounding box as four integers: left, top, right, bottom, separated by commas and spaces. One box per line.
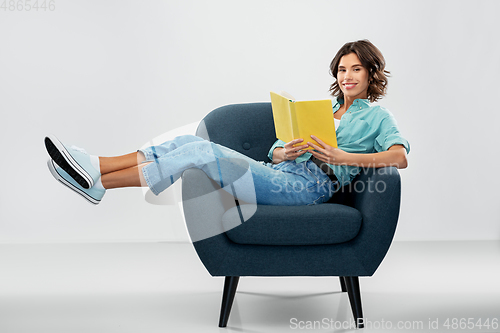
173, 134, 205, 145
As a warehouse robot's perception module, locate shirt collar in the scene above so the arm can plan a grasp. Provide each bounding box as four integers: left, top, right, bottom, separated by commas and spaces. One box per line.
334, 98, 371, 112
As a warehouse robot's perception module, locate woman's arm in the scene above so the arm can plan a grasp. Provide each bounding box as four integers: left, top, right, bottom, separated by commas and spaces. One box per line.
272, 139, 309, 164
308, 135, 408, 169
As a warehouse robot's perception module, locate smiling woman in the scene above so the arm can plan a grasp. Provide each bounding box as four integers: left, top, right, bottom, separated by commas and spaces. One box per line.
336, 53, 371, 102
329, 39, 390, 104
44, 39, 409, 206
272, 39, 409, 187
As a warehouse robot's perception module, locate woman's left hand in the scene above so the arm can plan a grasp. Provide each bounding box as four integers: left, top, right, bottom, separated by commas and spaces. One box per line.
307, 135, 351, 165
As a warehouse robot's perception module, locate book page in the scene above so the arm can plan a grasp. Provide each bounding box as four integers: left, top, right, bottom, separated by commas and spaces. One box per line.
270, 92, 294, 143
279, 91, 296, 101
294, 99, 337, 149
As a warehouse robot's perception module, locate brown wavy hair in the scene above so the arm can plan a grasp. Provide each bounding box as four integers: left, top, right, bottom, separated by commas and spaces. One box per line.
329, 40, 390, 103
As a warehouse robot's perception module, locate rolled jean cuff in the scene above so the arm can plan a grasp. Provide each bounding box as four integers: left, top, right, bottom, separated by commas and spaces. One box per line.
138, 148, 163, 196
141, 163, 162, 196
138, 148, 155, 162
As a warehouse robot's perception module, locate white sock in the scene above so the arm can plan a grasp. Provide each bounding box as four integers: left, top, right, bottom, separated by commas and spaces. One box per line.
93, 177, 106, 191
90, 155, 101, 175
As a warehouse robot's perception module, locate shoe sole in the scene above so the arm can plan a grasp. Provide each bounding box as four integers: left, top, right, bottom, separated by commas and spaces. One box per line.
44, 135, 93, 189
47, 160, 100, 205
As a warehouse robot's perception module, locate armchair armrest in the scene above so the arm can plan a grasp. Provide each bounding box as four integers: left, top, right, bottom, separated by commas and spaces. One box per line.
181, 168, 237, 275
339, 167, 402, 274
182, 168, 226, 242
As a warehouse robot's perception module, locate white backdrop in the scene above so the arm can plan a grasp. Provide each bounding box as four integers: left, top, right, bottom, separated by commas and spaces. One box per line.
1, 0, 499, 243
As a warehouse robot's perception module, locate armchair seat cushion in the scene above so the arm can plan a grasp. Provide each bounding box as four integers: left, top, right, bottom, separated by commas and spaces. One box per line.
222, 204, 362, 245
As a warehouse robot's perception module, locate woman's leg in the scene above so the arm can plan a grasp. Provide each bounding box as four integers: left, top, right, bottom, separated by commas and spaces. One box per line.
99, 152, 146, 175
88, 135, 253, 192
47, 133, 333, 205
97, 151, 148, 189
97, 135, 205, 190
100, 164, 149, 189
140, 135, 334, 205
45, 134, 205, 204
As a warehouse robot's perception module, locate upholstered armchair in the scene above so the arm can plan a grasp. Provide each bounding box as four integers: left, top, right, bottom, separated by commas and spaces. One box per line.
181, 103, 402, 328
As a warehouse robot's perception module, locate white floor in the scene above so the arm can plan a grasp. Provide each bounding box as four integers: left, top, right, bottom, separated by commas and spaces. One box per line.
0, 241, 499, 333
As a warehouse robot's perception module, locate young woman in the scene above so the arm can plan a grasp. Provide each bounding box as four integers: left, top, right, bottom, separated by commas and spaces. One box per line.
45, 39, 409, 205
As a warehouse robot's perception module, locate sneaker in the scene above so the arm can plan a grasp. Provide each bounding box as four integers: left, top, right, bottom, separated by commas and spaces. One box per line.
47, 159, 105, 205
44, 135, 100, 189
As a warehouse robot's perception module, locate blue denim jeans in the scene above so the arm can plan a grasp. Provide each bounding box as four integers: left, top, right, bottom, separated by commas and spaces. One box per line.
139, 135, 337, 206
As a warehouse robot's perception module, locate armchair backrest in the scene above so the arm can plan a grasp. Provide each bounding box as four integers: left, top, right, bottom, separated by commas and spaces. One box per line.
196, 103, 277, 162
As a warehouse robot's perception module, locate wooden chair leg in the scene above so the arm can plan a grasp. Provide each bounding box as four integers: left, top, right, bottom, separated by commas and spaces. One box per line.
344, 276, 364, 328
218, 276, 240, 327
339, 276, 347, 292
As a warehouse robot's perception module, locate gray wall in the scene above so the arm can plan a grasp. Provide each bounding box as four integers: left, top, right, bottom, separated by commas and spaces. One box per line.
1, 0, 499, 243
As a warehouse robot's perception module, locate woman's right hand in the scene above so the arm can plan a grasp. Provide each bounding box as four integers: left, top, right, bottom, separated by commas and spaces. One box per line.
273, 139, 309, 163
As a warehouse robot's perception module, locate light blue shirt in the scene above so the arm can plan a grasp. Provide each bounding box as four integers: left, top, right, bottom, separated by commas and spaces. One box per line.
268, 98, 410, 187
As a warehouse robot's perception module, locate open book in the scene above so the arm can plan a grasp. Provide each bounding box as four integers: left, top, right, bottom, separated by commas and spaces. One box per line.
270, 91, 337, 149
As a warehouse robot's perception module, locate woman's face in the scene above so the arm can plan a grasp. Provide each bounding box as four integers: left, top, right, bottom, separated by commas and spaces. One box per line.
337, 52, 369, 101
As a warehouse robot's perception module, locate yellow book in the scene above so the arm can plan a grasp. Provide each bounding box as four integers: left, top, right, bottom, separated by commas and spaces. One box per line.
270, 91, 337, 149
